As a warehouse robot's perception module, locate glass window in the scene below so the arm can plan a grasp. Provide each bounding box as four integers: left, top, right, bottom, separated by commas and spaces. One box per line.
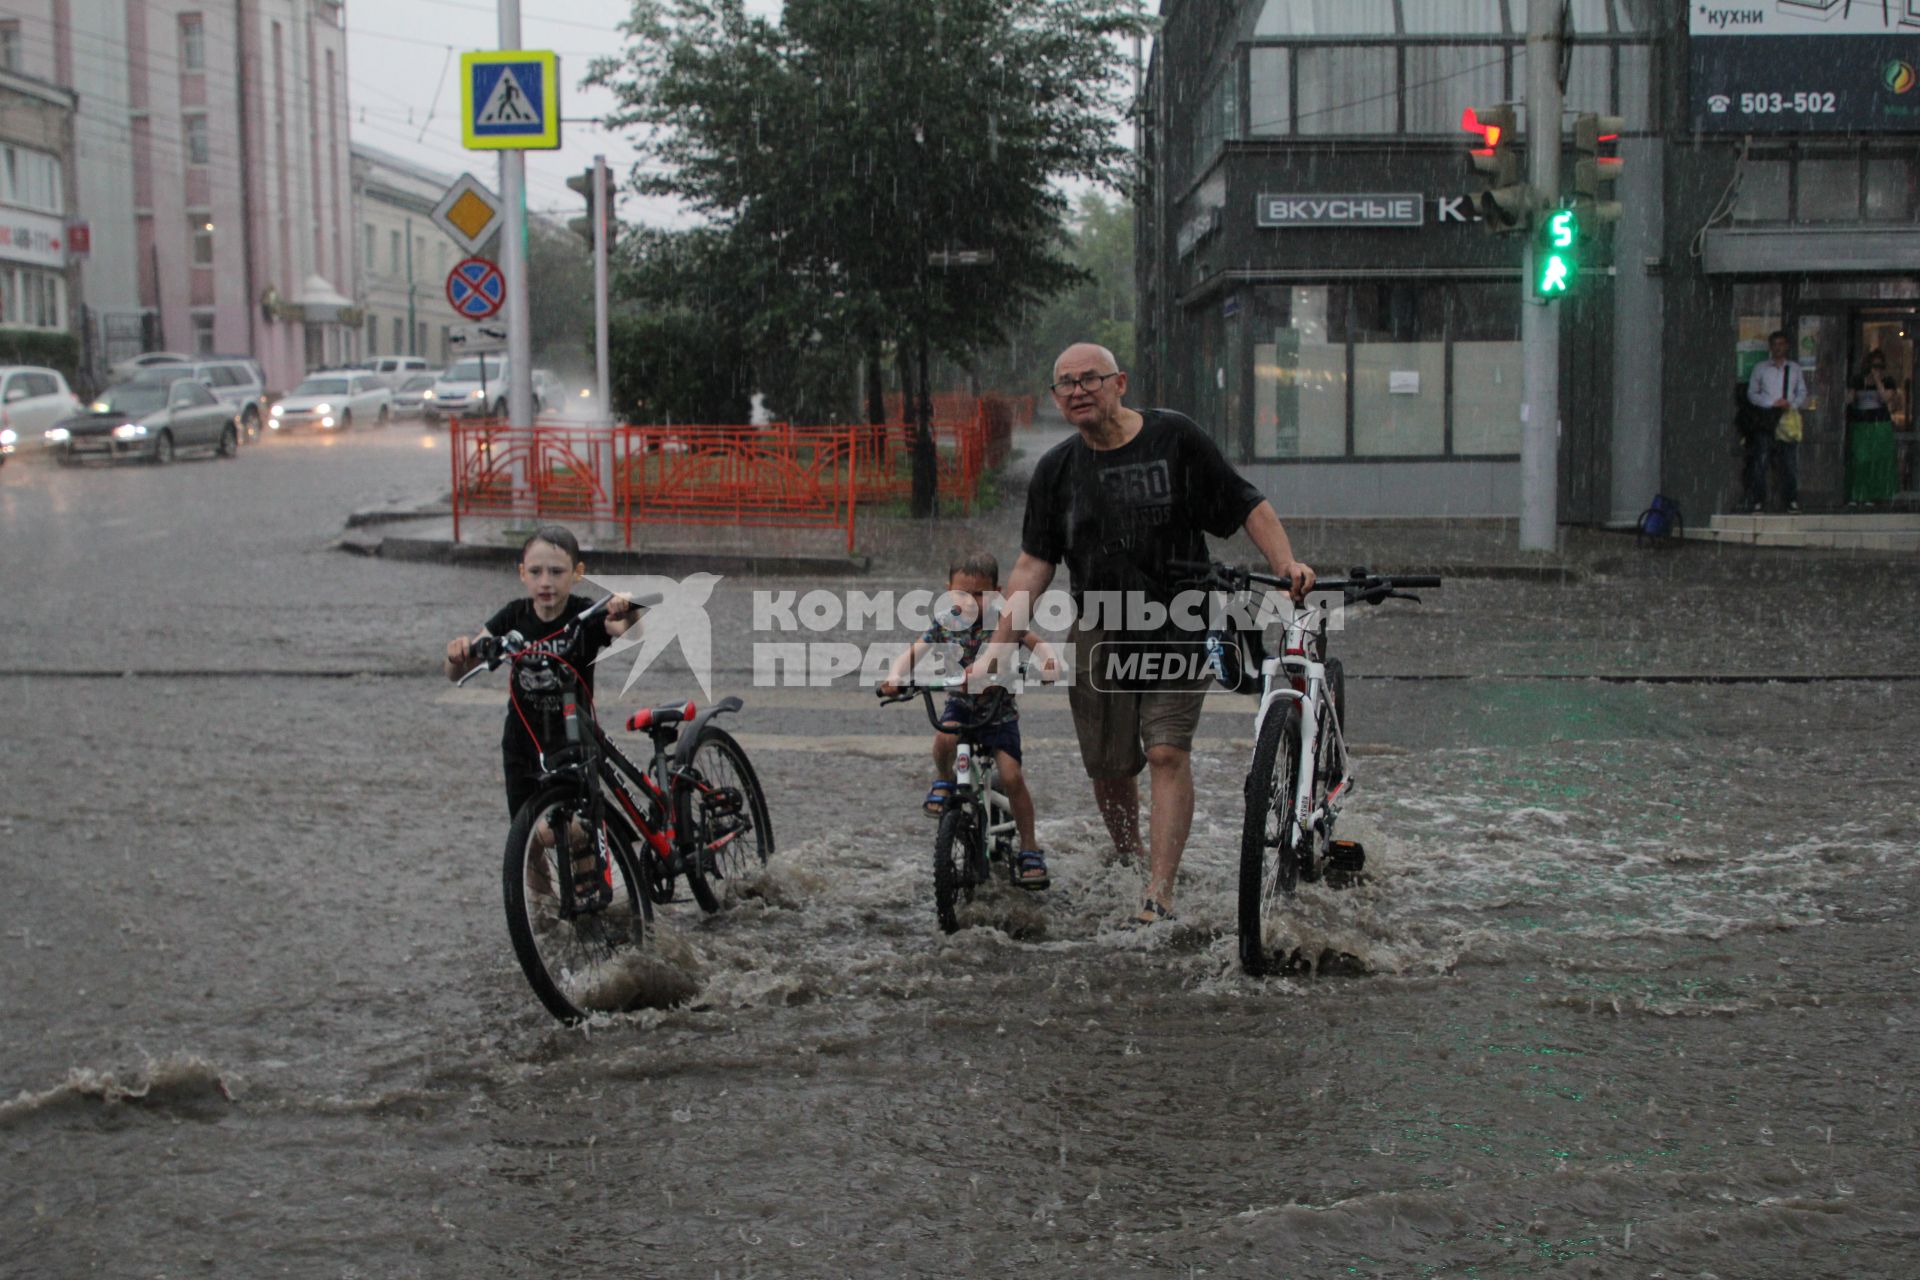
1297, 47, 1397, 135
189, 216, 214, 266
1797, 155, 1860, 222
1248, 48, 1290, 136
0, 22, 20, 73
1617, 44, 1653, 131
1733, 282, 1783, 384
363, 224, 375, 268
185, 115, 210, 165
1254, 0, 1394, 37
1402, 0, 1508, 33
1864, 154, 1915, 222
1254, 286, 1346, 459
1564, 44, 1611, 115
1405, 45, 1506, 133
392, 317, 403, 350
1347, 283, 1447, 456
1613, 0, 1657, 31
1563, 0, 1613, 32
389, 230, 402, 273
1450, 285, 1521, 454
180, 15, 205, 72
191, 313, 216, 355
1733, 158, 1789, 222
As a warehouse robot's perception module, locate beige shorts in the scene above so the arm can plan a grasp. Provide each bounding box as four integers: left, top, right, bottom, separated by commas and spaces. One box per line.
1066, 622, 1208, 779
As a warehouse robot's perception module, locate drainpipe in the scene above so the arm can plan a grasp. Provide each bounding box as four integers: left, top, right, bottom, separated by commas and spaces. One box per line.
234, 0, 258, 359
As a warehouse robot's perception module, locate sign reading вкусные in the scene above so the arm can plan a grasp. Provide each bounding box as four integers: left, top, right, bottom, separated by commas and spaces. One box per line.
1256, 194, 1424, 228
1690, 3, 1920, 134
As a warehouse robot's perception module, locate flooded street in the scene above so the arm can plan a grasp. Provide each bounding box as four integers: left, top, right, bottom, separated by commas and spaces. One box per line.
2, 430, 1917, 1277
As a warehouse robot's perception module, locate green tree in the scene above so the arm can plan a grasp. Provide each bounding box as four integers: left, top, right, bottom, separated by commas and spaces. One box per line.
591, 0, 1143, 508
969, 189, 1134, 394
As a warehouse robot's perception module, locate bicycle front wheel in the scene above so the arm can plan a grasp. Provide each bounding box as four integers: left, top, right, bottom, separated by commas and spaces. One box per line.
1238, 702, 1303, 976
932, 804, 980, 934
503, 786, 651, 1024
676, 726, 774, 913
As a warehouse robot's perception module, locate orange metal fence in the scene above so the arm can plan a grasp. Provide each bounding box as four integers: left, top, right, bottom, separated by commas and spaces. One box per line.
449, 396, 1029, 547
450, 421, 858, 552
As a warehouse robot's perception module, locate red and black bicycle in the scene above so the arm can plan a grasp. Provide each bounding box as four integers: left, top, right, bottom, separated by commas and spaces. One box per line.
461, 594, 773, 1023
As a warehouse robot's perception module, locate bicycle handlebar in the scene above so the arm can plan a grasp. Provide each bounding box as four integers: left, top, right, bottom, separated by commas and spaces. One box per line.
456, 591, 662, 685
1167, 559, 1441, 602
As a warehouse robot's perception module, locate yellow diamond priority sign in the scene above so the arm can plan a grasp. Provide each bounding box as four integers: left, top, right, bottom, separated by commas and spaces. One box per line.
431, 173, 503, 256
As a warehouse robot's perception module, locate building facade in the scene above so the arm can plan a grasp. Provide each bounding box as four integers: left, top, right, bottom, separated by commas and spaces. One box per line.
1137, 0, 1919, 522
352, 144, 470, 369
4, 0, 360, 391
0, 67, 77, 350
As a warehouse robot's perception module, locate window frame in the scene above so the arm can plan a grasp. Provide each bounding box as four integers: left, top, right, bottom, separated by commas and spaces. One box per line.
179, 14, 206, 73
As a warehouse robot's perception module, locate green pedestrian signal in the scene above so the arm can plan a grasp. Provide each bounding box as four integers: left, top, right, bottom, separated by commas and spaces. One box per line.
1534, 207, 1577, 299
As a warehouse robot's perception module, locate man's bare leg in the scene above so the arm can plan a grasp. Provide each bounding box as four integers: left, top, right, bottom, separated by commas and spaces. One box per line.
1142, 744, 1194, 913
1091, 775, 1144, 865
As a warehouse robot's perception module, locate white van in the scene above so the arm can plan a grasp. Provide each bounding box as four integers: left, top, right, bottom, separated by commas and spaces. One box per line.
365, 355, 432, 388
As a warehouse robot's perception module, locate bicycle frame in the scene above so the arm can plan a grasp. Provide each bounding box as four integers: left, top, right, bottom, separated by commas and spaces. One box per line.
1251, 599, 1352, 862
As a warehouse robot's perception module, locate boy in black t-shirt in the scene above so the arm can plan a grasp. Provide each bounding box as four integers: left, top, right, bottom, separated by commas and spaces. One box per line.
443, 525, 640, 818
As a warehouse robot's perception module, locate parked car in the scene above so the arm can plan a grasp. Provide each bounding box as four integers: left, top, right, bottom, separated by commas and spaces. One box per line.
0, 366, 86, 464
424, 357, 554, 422
365, 355, 433, 388
269, 372, 395, 431
45, 376, 240, 464
105, 351, 192, 383
186, 358, 272, 441
392, 372, 439, 418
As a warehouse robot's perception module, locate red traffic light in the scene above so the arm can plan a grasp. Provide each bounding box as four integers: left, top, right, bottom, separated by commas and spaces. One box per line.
1461, 106, 1502, 153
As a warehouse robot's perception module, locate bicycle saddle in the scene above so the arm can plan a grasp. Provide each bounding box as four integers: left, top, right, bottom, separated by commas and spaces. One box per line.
627, 700, 697, 732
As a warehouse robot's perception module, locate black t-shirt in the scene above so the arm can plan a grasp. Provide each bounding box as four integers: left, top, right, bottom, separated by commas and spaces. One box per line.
484, 595, 613, 756
1021, 409, 1265, 621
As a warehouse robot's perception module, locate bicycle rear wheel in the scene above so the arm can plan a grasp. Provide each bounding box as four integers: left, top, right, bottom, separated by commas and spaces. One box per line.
503, 786, 651, 1024
676, 726, 774, 913
932, 804, 980, 934
1238, 702, 1303, 976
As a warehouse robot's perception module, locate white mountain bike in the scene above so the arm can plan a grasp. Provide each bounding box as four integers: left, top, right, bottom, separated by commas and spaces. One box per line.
1173, 561, 1440, 976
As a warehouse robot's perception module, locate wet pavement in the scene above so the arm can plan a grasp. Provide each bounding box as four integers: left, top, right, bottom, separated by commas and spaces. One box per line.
1, 424, 1916, 1277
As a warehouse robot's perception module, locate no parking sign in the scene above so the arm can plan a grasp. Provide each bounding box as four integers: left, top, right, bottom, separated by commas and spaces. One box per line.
446, 257, 506, 321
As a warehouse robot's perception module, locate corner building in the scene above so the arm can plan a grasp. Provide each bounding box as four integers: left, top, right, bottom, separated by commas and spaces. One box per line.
1136, 0, 1919, 522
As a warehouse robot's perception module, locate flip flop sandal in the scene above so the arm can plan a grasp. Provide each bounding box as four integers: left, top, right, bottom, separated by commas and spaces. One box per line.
1013, 849, 1051, 891
1126, 897, 1177, 928
923, 779, 957, 817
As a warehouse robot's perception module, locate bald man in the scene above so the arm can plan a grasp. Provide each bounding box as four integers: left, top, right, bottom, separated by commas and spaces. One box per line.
978, 342, 1315, 926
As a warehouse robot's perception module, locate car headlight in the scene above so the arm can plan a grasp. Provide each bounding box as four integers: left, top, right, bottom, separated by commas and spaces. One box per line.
0, 428, 15, 446
113, 423, 149, 440
423, 390, 436, 401
471, 389, 485, 399
321, 416, 335, 428
312, 403, 332, 416
271, 404, 284, 417
45, 427, 71, 443
89, 401, 111, 413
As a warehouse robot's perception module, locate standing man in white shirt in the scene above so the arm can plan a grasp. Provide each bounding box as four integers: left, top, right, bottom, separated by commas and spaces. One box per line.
1744, 329, 1809, 513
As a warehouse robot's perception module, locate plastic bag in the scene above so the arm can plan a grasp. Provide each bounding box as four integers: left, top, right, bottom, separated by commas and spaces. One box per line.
1775, 406, 1804, 442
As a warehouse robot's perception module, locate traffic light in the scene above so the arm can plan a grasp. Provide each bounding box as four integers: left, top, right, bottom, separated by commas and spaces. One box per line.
566, 168, 600, 246
1572, 113, 1625, 228
1533, 206, 1578, 300
1462, 105, 1531, 234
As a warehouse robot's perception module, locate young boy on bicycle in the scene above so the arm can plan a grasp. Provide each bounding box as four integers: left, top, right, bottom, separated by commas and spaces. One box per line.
879, 551, 1058, 889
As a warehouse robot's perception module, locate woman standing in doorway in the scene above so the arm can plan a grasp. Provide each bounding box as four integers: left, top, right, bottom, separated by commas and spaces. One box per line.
1845, 350, 1899, 507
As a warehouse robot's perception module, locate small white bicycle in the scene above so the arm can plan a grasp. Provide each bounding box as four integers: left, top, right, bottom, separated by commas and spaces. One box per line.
1173, 560, 1441, 976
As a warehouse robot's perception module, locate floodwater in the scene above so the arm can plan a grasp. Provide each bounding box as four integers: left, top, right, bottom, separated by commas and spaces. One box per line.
2, 430, 1917, 1277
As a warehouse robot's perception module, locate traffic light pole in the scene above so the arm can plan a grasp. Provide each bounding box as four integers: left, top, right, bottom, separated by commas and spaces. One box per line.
592, 155, 611, 423
1520, 0, 1561, 553
498, 0, 534, 430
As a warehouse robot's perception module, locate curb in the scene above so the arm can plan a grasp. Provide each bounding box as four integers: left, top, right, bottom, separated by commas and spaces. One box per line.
337, 530, 870, 577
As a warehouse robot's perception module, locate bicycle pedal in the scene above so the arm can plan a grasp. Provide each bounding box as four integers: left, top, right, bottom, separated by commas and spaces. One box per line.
1326, 840, 1367, 888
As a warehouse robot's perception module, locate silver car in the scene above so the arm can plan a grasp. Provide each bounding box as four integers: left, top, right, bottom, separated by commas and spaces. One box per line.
47, 377, 240, 464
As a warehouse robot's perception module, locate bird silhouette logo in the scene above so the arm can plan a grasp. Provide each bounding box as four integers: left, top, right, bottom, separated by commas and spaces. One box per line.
586, 573, 722, 700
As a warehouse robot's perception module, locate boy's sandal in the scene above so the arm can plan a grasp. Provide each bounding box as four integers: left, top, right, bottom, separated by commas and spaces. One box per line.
923, 779, 957, 817
1013, 849, 1051, 890
1126, 898, 1177, 928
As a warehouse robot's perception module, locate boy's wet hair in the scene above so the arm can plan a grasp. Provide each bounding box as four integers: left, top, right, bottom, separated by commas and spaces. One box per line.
520, 524, 583, 565
947, 550, 999, 584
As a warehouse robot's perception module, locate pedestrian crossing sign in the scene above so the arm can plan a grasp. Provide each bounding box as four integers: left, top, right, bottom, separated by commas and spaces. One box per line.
461, 50, 560, 150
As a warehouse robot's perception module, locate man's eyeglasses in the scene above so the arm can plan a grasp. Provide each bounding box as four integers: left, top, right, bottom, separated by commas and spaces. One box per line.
1049, 371, 1121, 396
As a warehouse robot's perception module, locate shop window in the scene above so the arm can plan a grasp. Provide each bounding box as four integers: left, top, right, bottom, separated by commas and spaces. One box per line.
1797, 155, 1861, 222
1254, 286, 1346, 458
189, 216, 215, 266
1450, 285, 1522, 455
1732, 158, 1790, 223
1864, 155, 1915, 222
1248, 49, 1290, 136
1254, 0, 1393, 37
1348, 283, 1447, 456
1403, 0, 1508, 34
1297, 47, 1397, 135
1405, 45, 1506, 133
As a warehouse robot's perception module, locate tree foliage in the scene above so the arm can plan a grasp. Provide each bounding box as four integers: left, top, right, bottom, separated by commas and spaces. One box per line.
589, 0, 1145, 386
969, 189, 1134, 394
